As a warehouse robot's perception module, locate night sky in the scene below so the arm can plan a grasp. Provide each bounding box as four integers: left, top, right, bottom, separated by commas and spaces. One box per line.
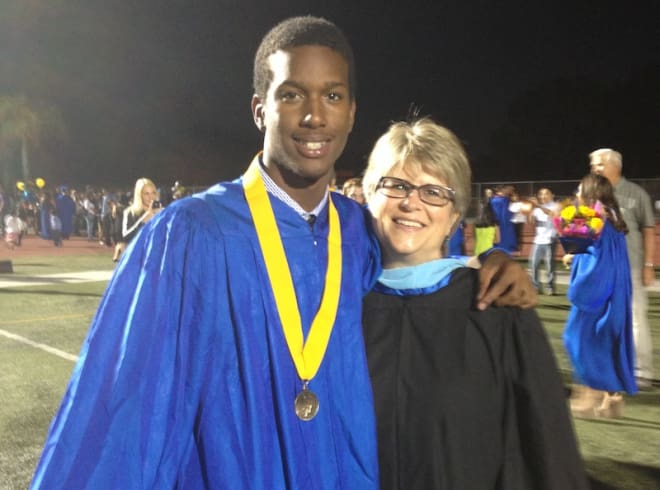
2, 0, 659, 189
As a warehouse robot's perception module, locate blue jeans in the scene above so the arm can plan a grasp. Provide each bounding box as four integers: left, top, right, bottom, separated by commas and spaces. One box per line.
529, 240, 557, 292
84, 214, 96, 240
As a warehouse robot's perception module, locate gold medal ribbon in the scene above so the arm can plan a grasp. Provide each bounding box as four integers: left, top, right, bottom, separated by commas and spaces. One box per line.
243, 158, 342, 382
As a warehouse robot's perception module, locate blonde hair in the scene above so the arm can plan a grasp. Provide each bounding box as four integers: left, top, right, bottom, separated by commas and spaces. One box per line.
342, 177, 363, 195
129, 178, 157, 215
363, 117, 471, 216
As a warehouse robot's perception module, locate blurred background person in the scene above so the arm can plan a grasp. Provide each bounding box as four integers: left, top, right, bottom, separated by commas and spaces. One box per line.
590, 148, 655, 389
109, 197, 125, 262
529, 187, 559, 296
55, 186, 76, 240
489, 184, 517, 252
17, 198, 35, 238
4, 212, 22, 248
49, 208, 63, 247
508, 188, 530, 256
116, 178, 162, 262
99, 189, 115, 246
69, 189, 84, 236
341, 177, 366, 205
171, 180, 186, 201
82, 191, 98, 241
447, 219, 466, 256
473, 196, 500, 256
39, 191, 55, 240
562, 173, 637, 418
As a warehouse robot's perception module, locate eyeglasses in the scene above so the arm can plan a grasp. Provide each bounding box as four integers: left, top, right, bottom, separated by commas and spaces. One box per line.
375, 176, 455, 207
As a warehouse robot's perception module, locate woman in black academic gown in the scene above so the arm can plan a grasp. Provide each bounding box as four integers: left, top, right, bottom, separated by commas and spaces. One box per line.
361, 117, 588, 490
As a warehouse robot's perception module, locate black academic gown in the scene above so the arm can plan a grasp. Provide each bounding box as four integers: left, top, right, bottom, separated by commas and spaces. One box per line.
363, 267, 588, 490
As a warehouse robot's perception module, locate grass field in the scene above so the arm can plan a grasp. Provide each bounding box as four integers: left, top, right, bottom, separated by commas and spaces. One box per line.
0, 255, 658, 489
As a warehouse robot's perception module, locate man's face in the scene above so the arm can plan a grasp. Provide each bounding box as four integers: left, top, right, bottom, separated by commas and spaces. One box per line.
537, 189, 553, 204
590, 154, 618, 183
252, 45, 356, 185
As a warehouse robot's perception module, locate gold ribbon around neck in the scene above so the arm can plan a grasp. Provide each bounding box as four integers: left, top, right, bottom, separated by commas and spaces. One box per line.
243, 159, 342, 382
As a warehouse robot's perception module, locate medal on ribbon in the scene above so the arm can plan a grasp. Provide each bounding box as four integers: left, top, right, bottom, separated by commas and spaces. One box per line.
243, 157, 342, 421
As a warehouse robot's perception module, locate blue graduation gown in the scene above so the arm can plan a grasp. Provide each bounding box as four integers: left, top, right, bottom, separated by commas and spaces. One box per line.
447, 221, 465, 256
56, 194, 76, 238
489, 195, 516, 252
39, 200, 53, 239
31, 176, 381, 489
563, 221, 637, 393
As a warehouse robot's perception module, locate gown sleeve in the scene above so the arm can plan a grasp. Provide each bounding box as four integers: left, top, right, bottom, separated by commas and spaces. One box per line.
360, 205, 382, 294
31, 199, 223, 489
501, 308, 589, 489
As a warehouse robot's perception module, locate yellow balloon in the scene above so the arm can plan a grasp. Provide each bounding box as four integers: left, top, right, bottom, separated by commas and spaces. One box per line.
17, 181, 25, 191
35, 178, 46, 189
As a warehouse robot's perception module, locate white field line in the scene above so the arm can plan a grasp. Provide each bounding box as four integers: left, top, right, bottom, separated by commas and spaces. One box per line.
0, 270, 112, 360
0, 328, 78, 362
0, 269, 113, 288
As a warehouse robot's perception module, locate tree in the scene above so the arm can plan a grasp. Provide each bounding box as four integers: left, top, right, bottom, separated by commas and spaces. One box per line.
0, 95, 66, 185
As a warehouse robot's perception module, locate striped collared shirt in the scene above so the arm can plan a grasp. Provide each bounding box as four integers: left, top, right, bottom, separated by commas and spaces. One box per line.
257, 160, 329, 222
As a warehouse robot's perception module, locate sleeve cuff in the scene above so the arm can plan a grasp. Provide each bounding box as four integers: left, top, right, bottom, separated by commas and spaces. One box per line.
477, 247, 511, 264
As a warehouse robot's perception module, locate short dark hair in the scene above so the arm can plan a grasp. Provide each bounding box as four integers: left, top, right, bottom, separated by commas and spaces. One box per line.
253, 16, 356, 100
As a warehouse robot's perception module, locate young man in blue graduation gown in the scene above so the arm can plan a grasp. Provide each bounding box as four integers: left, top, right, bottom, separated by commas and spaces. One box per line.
31, 16, 535, 489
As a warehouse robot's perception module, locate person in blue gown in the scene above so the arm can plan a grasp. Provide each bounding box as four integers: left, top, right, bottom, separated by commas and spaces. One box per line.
55, 186, 76, 239
361, 118, 588, 489
562, 173, 637, 419
31, 17, 536, 490
489, 185, 517, 252
38, 191, 54, 240
446, 219, 465, 256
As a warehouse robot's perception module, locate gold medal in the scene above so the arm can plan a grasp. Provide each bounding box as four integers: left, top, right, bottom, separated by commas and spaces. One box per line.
294, 381, 319, 421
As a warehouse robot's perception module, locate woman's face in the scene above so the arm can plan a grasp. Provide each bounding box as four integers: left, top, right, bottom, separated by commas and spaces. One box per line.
141, 184, 157, 207
368, 164, 459, 269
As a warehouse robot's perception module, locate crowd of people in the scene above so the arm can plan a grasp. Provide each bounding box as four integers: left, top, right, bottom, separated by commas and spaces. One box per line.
0, 181, 189, 257
473, 152, 656, 410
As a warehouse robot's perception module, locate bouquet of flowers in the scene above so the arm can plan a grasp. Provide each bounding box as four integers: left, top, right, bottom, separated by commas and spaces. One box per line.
553, 200, 605, 254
